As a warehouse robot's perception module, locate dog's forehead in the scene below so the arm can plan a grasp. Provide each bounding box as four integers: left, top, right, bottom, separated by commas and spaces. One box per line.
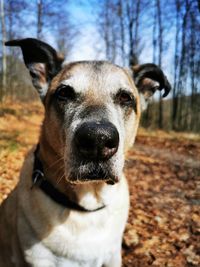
58, 61, 135, 94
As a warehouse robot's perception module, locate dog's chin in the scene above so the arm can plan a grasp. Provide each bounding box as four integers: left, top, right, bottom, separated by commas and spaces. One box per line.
66, 164, 119, 185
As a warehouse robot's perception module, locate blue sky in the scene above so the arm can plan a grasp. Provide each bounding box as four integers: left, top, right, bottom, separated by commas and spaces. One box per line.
64, 0, 105, 61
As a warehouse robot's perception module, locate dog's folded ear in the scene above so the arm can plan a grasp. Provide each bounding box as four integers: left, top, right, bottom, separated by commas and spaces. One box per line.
5, 38, 64, 100
132, 63, 171, 109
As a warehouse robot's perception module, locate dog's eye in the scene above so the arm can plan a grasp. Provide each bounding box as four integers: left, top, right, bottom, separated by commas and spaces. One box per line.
56, 85, 76, 101
115, 90, 134, 106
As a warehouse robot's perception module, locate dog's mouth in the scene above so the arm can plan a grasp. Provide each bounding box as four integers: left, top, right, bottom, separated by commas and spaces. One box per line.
68, 161, 118, 184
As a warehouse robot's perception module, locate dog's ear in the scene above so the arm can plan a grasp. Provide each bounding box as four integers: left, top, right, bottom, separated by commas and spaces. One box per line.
5, 38, 64, 100
132, 63, 171, 109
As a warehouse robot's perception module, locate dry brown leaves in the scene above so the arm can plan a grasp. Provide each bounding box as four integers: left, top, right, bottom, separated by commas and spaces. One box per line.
0, 102, 200, 267
0, 101, 43, 201
123, 130, 200, 266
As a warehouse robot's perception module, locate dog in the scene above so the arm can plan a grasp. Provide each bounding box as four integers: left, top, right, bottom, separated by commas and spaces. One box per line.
0, 38, 171, 267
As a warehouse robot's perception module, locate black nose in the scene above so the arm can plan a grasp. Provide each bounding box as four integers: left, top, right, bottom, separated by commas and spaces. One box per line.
74, 122, 119, 160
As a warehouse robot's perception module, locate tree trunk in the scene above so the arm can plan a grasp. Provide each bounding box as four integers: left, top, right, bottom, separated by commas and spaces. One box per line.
126, 1, 134, 65
37, 0, 43, 39
134, 0, 140, 52
118, 0, 125, 65
0, 0, 7, 101
172, 0, 180, 130
157, 0, 163, 129
189, 8, 198, 131
104, 1, 111, 60
177, 0, 189, 130
152, 1, 157, 63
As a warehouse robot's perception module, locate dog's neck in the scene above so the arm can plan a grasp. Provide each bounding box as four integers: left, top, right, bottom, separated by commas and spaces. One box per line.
36, 138, 116, 211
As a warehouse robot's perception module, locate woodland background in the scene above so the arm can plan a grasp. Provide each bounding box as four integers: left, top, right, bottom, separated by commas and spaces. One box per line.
0, 1, 200, 267
0, 0, 200, 132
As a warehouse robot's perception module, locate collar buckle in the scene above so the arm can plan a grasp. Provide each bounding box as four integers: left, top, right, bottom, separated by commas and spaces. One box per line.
31, 169, 44, 189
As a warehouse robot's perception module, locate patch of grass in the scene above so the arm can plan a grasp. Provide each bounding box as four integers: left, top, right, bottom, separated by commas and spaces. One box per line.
0, 139, 20, 153
0, 130, 21, 152
8, 141, 20, 152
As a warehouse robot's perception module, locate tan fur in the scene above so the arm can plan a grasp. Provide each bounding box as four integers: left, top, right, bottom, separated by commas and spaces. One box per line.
0, 61, 140, 267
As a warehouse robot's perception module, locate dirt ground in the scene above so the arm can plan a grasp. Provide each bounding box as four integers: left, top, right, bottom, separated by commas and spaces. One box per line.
0, 101, 200, 267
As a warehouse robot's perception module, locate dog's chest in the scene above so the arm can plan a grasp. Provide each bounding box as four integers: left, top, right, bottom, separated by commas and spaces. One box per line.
45, 210, 122, 260
27, 209, 125, 267
55, 257, 103, 267
22, 173, 129, 266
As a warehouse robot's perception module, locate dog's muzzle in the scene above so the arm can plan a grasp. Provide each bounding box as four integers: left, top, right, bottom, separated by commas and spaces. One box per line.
69, 121, 120, 183
74, 121, 119, 161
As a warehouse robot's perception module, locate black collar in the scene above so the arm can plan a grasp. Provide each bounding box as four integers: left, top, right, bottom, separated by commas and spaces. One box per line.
32, 145, 106, 212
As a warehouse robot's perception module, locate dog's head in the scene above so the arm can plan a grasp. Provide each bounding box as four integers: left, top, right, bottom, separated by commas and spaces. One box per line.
6, 38, 171, 184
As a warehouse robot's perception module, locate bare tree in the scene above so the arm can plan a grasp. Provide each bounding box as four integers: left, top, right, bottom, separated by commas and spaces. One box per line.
0, 0, 7, 101
156, 0, 164, 129
97, 0, 143, 65
170, 0, 200, 132
126, 0, 141, 65
54, 14, 77, 58
152, 1, 157, 64
118, 0, 126, 65
176, 0, 190, 130
172, 0, 181, 130
1, 0, 76, 101
37, 0, 43, 39
35, 0, 71, 41
97, 0, 119, 62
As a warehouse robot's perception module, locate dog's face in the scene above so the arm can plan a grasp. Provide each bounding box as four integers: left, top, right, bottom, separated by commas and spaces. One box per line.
6, 38, 171, 184
43, 61, 140, 184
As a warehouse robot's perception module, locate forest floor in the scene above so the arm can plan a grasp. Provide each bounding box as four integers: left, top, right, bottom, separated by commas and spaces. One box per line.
0, 101, 200, 267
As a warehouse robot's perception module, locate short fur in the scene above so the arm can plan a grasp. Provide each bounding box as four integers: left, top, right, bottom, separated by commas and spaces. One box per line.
0, 39, 171, 267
